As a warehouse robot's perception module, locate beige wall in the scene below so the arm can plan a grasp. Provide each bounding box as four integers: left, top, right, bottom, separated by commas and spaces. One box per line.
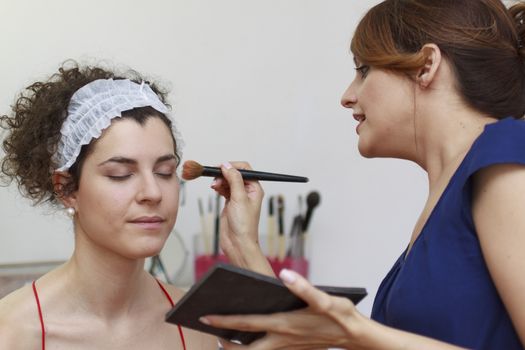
0, 0, 426, 315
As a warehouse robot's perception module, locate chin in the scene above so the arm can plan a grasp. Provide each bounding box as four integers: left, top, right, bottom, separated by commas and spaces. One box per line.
358, 139, 391, 158
357, 144, 375, 158
131, 237, 167, 259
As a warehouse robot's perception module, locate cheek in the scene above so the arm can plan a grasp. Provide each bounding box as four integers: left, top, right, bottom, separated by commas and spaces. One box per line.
164, 182, 180, 216
77, 181, 134, 220
363, 81, 389, 113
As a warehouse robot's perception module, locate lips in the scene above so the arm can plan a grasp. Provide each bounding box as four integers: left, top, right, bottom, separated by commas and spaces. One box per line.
353, 114, 366, 134
130, 216, 164, 223
353, 114, 366, 122
129, 216, 165, 230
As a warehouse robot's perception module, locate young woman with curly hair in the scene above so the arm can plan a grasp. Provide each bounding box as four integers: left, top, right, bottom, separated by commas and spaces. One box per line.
0, 61, 217, 349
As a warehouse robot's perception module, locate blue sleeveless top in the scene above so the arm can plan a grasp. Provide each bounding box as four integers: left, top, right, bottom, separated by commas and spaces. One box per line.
371, 117, 524, 349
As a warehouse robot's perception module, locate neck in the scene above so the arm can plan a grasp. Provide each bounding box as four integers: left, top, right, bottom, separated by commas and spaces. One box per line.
61, 232, 153, 320
422, 119, 488, 186
410, 90, 497, 189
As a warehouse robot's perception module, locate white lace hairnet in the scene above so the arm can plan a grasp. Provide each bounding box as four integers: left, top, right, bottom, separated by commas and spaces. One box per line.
54, 78, 181, 171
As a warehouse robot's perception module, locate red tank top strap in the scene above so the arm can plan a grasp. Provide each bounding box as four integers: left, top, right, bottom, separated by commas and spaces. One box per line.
156, 279, 187, 350
32, 281, 46, 350
32, 279, 185, 350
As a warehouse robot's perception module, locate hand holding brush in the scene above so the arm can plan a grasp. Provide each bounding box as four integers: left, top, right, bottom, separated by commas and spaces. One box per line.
182, 160, 308, 183
210, 161, 275, 276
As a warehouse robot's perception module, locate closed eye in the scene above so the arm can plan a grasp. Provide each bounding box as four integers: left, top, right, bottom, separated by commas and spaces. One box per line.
155, 172, 174, 179
108, 174, 133, 181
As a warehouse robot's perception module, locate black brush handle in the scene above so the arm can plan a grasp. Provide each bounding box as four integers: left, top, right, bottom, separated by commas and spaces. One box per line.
302, 207, 314, 232
277, 206, 284, 236
213, 194, 220, 257
202, 166, 308, 183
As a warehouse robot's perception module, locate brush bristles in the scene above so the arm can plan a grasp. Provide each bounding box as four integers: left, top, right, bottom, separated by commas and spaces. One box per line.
306, 191, 321, 207
182, 160, 204, 180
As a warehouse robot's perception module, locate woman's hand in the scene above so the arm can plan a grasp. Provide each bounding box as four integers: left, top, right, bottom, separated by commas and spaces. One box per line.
202, 269, 469, 350
211, 161, 273, 275
201, 269, 364, 350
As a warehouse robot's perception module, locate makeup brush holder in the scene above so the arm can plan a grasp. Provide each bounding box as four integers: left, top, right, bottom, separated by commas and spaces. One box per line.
193, 234, 309, 282
267, 256, 308, 278
193, 233, 224, 281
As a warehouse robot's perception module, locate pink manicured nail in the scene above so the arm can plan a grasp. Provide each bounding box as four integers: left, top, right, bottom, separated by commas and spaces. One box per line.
222, 162, 233, 169
199, 316, 211, 325
279, 269, 297, 284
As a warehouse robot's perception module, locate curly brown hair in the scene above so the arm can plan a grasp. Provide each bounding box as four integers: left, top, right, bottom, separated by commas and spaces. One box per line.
1, 60, 178, 206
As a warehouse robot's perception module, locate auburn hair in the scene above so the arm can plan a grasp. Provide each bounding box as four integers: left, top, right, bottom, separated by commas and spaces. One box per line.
351, 0, 525, 119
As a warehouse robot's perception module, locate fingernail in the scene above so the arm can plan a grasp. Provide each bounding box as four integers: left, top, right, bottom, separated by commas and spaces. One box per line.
199, 316, 211, 325
222, 162, 232, 169
211, 179, 217, 187
279, 269, 297, 284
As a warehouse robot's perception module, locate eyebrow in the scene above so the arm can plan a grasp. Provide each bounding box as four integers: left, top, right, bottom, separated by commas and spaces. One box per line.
98, 154, 177, 166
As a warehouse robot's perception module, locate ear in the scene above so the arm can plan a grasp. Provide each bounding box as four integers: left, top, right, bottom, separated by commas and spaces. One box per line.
52, 171, 77, 209
416, 43, 442, 88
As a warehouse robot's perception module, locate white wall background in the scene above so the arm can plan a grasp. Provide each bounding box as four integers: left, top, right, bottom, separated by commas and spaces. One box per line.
0, 0, 427, 316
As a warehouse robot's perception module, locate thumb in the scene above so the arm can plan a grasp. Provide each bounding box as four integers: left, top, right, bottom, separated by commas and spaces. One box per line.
220, 162, 247, 203
279, 269, 335, 313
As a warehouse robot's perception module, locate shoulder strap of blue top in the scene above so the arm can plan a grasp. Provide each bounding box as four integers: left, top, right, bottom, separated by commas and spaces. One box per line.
462, 117, 525, 180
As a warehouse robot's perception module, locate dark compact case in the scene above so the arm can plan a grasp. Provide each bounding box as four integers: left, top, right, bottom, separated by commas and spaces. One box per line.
165, 263, 367, 344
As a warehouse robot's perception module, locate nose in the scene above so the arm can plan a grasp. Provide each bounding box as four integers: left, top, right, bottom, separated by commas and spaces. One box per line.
340, 82, 357, 109
137, 173, 162, 204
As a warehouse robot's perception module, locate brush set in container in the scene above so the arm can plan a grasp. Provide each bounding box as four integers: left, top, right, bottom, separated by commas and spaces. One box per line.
193, 190, 320, 281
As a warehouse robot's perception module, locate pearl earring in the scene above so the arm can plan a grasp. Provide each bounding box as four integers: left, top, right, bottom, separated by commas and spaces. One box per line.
66, 207, 76, 218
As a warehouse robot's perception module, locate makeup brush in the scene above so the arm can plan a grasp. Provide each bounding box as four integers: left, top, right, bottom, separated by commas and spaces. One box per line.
302, 191, 321, 232
277, 195, 286, 262
287, 195, 305, 257
182, 160, 309, 183
300, 191, 321, 257
213, 193, 221, 257
287, 214, 304, 258
267, 196, 277, 258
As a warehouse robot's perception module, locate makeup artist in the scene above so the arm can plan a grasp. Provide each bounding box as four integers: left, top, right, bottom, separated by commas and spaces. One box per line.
0, 61, 217, 349
205, 0, 525, 348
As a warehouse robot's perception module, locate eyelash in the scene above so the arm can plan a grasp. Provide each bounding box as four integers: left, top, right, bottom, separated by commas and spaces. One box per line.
355, 65, 370, 78
107, 173, 174, 181
155, 172, 174, 179
108, 174, 132, 181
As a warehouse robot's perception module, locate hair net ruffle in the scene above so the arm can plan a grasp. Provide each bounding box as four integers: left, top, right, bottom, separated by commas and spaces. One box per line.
54, 78, 182, 171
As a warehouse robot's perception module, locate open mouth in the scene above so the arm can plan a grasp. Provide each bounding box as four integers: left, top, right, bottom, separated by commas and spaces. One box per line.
353, 114, 366, 122
353, 114, 366, 134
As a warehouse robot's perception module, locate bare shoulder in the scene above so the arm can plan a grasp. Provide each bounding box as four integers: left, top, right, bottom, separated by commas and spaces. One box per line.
157, 281, 218, 349
158, 281, 186, 302
472, 163, 525, 340
0, 283, 42, 349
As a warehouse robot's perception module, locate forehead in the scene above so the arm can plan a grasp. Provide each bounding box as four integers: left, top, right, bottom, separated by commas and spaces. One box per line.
88, 117, 176, 160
